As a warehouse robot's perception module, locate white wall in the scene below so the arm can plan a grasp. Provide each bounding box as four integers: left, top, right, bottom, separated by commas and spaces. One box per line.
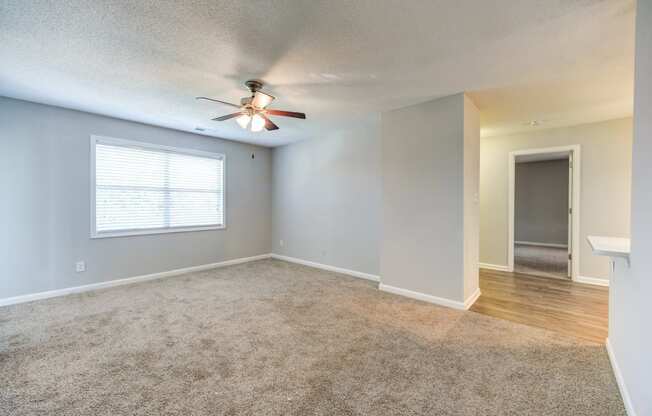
271, 117, 381, 275
610, 2, 652, 415
0, 97, 272, 299
480, 118, 632, 279
463, 95, 481, 300
381, 93, 479, 303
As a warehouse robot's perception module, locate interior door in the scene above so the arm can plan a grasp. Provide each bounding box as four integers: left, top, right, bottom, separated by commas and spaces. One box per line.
567, 152, 573, 278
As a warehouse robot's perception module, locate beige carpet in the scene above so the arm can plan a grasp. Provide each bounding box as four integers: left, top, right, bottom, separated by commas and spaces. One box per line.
0, 259, 624, 415
514, 243, 569, 280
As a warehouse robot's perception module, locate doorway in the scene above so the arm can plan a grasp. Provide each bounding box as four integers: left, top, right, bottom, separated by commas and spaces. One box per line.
508, 145, 580, 281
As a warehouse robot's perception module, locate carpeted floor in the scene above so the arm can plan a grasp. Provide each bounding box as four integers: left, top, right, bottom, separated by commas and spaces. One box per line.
0, 259, 624, 415
514, 243, 569, 280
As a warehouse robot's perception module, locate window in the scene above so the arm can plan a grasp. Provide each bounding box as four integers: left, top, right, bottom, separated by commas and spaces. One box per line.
90, 136, 225, 238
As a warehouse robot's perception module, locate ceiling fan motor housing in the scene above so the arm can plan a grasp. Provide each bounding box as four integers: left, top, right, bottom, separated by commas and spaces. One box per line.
245, 79, 264, 93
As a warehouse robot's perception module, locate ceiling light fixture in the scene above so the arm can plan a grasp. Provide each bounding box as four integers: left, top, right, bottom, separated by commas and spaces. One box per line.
197, 80, 306, 133
250, 114, 265, 132
236, 114, 251, 129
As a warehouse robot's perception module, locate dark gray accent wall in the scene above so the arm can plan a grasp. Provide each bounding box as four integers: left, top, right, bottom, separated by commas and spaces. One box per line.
0, 97, 272, 299
515, 160, 569, 246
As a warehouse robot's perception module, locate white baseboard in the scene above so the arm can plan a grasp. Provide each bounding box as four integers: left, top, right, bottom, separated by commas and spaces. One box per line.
479, 262, 511, 272
576, 275, 610, 287
271, 254, 479, 311
378, 283, 480, 311
0, 254, 271, 307
270, 254, 380, 282
515, 241, 568, 248
464, 288, 482, 309
606, 338, 637, 416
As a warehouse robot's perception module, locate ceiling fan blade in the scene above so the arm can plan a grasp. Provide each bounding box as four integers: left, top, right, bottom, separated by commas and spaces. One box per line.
251, 91, 275, 109
266, 109, 306, 119
260, 114, 279, 131
212, 112, 243, 121
196, 96, 241, 109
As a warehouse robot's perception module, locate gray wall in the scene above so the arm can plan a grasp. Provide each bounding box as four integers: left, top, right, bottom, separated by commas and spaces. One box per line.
271, 117, 381, 275
381, 93, 479, 302
480, 118, 632, 279
0, 97, 272, 299
515, 160, 569, 246
611, 2, 652, 414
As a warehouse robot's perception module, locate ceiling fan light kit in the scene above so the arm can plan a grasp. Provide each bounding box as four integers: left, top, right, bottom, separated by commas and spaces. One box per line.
196, 80, 306, 132
250, 114, 266, 132
236, 114, 251, 129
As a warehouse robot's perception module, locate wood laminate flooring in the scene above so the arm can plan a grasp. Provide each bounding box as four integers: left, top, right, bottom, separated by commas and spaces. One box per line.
472, 268, 609, 344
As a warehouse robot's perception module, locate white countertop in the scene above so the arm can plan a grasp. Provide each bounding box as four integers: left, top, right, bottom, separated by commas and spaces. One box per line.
587, 236, 631, 260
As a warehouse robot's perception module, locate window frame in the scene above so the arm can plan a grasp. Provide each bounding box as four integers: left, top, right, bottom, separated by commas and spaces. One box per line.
89, 135, 226, 239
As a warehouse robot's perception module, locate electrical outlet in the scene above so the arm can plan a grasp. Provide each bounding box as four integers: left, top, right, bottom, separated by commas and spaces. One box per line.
279, 240, 284, 247
75, 261, 86, 272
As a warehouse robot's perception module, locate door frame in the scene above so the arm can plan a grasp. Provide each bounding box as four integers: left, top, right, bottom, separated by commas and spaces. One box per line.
507, 145, 581, 281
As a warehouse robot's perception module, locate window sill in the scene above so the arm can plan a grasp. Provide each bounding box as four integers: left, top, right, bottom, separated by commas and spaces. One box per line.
90, 225, 226, 239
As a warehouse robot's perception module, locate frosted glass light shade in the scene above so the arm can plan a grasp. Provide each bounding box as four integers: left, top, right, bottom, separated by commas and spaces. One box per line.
236, 114, 251, 129
251, 114, 265, 132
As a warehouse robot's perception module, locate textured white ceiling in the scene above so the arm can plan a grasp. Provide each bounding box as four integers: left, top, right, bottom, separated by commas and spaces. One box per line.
0, 0, 635, 146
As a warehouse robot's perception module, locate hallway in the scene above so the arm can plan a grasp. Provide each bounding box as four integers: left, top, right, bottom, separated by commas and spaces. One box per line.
472, 268, 608, 344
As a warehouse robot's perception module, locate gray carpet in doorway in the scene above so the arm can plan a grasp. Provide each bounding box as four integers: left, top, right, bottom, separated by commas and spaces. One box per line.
514, 243, 569, 280
0, 259, 624, 415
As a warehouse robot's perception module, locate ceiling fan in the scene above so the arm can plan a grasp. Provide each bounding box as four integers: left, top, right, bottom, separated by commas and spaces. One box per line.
196, 80, 306, 132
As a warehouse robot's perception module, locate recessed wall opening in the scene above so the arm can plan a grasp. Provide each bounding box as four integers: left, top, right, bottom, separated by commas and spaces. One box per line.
472, 142, 610, 345
508, 145, 581, 281
513, 151, 571, 280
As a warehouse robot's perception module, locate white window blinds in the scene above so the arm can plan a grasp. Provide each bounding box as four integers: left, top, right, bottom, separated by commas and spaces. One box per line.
91, 136, 225, 237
